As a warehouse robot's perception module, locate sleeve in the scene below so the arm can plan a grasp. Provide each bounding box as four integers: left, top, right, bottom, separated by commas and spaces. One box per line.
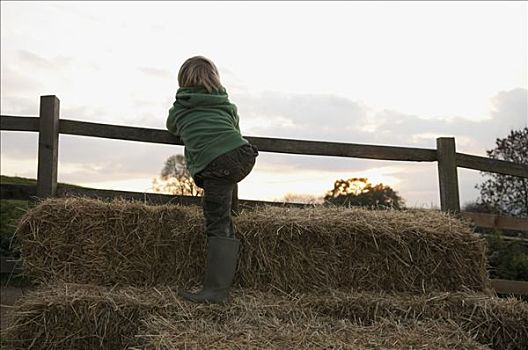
233, 105, 241, 132
235, 114, 241, 132
166, 106, 180, 137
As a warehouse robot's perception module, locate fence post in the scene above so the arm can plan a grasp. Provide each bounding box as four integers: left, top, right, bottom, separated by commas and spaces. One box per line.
37, 95, 60, 198
436, 137, 460, 212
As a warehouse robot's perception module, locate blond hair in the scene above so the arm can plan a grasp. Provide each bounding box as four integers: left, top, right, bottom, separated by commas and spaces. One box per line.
178, 56, 222, 93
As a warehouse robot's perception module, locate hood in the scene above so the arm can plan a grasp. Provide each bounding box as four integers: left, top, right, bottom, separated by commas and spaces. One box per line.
174, 86, 231, 108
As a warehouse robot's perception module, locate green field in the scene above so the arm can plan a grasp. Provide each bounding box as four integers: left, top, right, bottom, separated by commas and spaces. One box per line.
0, 175, 36, 186
1, 176, 35, 257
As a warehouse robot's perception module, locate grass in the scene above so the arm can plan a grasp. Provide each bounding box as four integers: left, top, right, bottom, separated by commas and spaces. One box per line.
0, 175, 36, 186
1, 177, 41, 286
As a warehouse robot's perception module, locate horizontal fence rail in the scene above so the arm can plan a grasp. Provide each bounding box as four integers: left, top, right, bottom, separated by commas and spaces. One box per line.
0, 115, 39, 131
460, 212, 528, 232
490, 279, 528, 296
0, 183, 311, 209
0, 116, 440, 162
456, 153, 528, 178
4, 115, 527, 174
61, 119, 439, 161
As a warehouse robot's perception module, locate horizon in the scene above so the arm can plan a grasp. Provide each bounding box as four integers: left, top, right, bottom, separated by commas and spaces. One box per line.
1, 1, 527, 207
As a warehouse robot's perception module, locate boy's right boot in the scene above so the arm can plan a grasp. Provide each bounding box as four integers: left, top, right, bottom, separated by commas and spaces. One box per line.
179, 236, 240, 304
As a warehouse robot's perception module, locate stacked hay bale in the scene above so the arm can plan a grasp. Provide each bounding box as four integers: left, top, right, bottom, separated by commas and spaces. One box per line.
2, 198, 527, 349
12, 198, 489, 292
5, 283, 527, 349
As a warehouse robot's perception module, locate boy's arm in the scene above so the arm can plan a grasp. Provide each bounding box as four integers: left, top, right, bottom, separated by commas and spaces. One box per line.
235, 114, 241, 133
233, 107, 242, 133
166, 106, 180, 137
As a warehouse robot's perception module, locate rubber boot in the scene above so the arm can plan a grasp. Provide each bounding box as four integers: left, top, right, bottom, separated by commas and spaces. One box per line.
179, 236, 240, 304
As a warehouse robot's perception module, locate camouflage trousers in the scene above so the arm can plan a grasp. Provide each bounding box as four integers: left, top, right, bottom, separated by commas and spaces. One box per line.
194, 144, 258, 238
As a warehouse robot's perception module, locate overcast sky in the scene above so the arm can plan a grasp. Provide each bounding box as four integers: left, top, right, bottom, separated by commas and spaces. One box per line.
1, 1, 527, 207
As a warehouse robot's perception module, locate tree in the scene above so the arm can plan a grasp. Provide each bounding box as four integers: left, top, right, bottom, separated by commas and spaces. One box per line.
477, 127, 528, 217
471, 129, 528, 283
324, 177, 404, 209
152, 154, 203, 196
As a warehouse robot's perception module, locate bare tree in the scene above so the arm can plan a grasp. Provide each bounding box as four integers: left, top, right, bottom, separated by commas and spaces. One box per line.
152, 154, 203, 196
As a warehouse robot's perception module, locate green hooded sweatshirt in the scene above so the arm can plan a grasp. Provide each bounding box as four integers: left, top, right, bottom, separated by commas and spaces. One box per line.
166, 87, 248, 177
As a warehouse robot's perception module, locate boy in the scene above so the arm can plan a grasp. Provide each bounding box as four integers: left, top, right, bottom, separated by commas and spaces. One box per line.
166, 56, 258, 304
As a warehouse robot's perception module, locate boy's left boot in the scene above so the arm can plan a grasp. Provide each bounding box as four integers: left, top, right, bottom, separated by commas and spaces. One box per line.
179, 236, 240, 304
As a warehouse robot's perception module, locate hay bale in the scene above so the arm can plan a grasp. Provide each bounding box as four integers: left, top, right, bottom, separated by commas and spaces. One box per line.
18, 198, 206, 287
2, 284, 171, 350
16, 197, 489, 293
236, 204, 489, 293
137, 314, 489, 350
311, 290, 528, 350
2, 284, 526, 350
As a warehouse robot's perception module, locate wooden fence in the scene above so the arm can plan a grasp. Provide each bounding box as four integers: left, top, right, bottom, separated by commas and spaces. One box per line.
1, 95, 527, 295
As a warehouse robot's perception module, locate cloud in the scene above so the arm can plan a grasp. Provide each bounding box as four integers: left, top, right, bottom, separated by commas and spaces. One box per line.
61, 105, 108, 121
388, 163, 481, 209
239, 88, 527, 153
236, 91, 368, 142
0, 68, 43, 97
1, 132, 183, 184
53, 2, 103, 23
0, 132, 39, 161
138, 67, 174, 79
17, 50, 74, 70
220, 87, 527, 204
17, 50, 54, 69
489, 88, 528, 134
55, 136, 183, 182
0, 95, 39, 115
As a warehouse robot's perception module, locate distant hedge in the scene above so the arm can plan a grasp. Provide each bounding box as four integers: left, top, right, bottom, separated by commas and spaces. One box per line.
485, 231, 528, 282
1, 175, 36, 257
1, 199, 31, 257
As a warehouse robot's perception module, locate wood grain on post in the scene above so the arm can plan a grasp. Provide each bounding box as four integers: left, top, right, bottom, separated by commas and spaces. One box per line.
37, 96, 60, 198
437, 137, 460, 212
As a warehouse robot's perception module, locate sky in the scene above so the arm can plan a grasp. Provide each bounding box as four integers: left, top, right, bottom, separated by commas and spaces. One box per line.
1, 1, 527, 207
